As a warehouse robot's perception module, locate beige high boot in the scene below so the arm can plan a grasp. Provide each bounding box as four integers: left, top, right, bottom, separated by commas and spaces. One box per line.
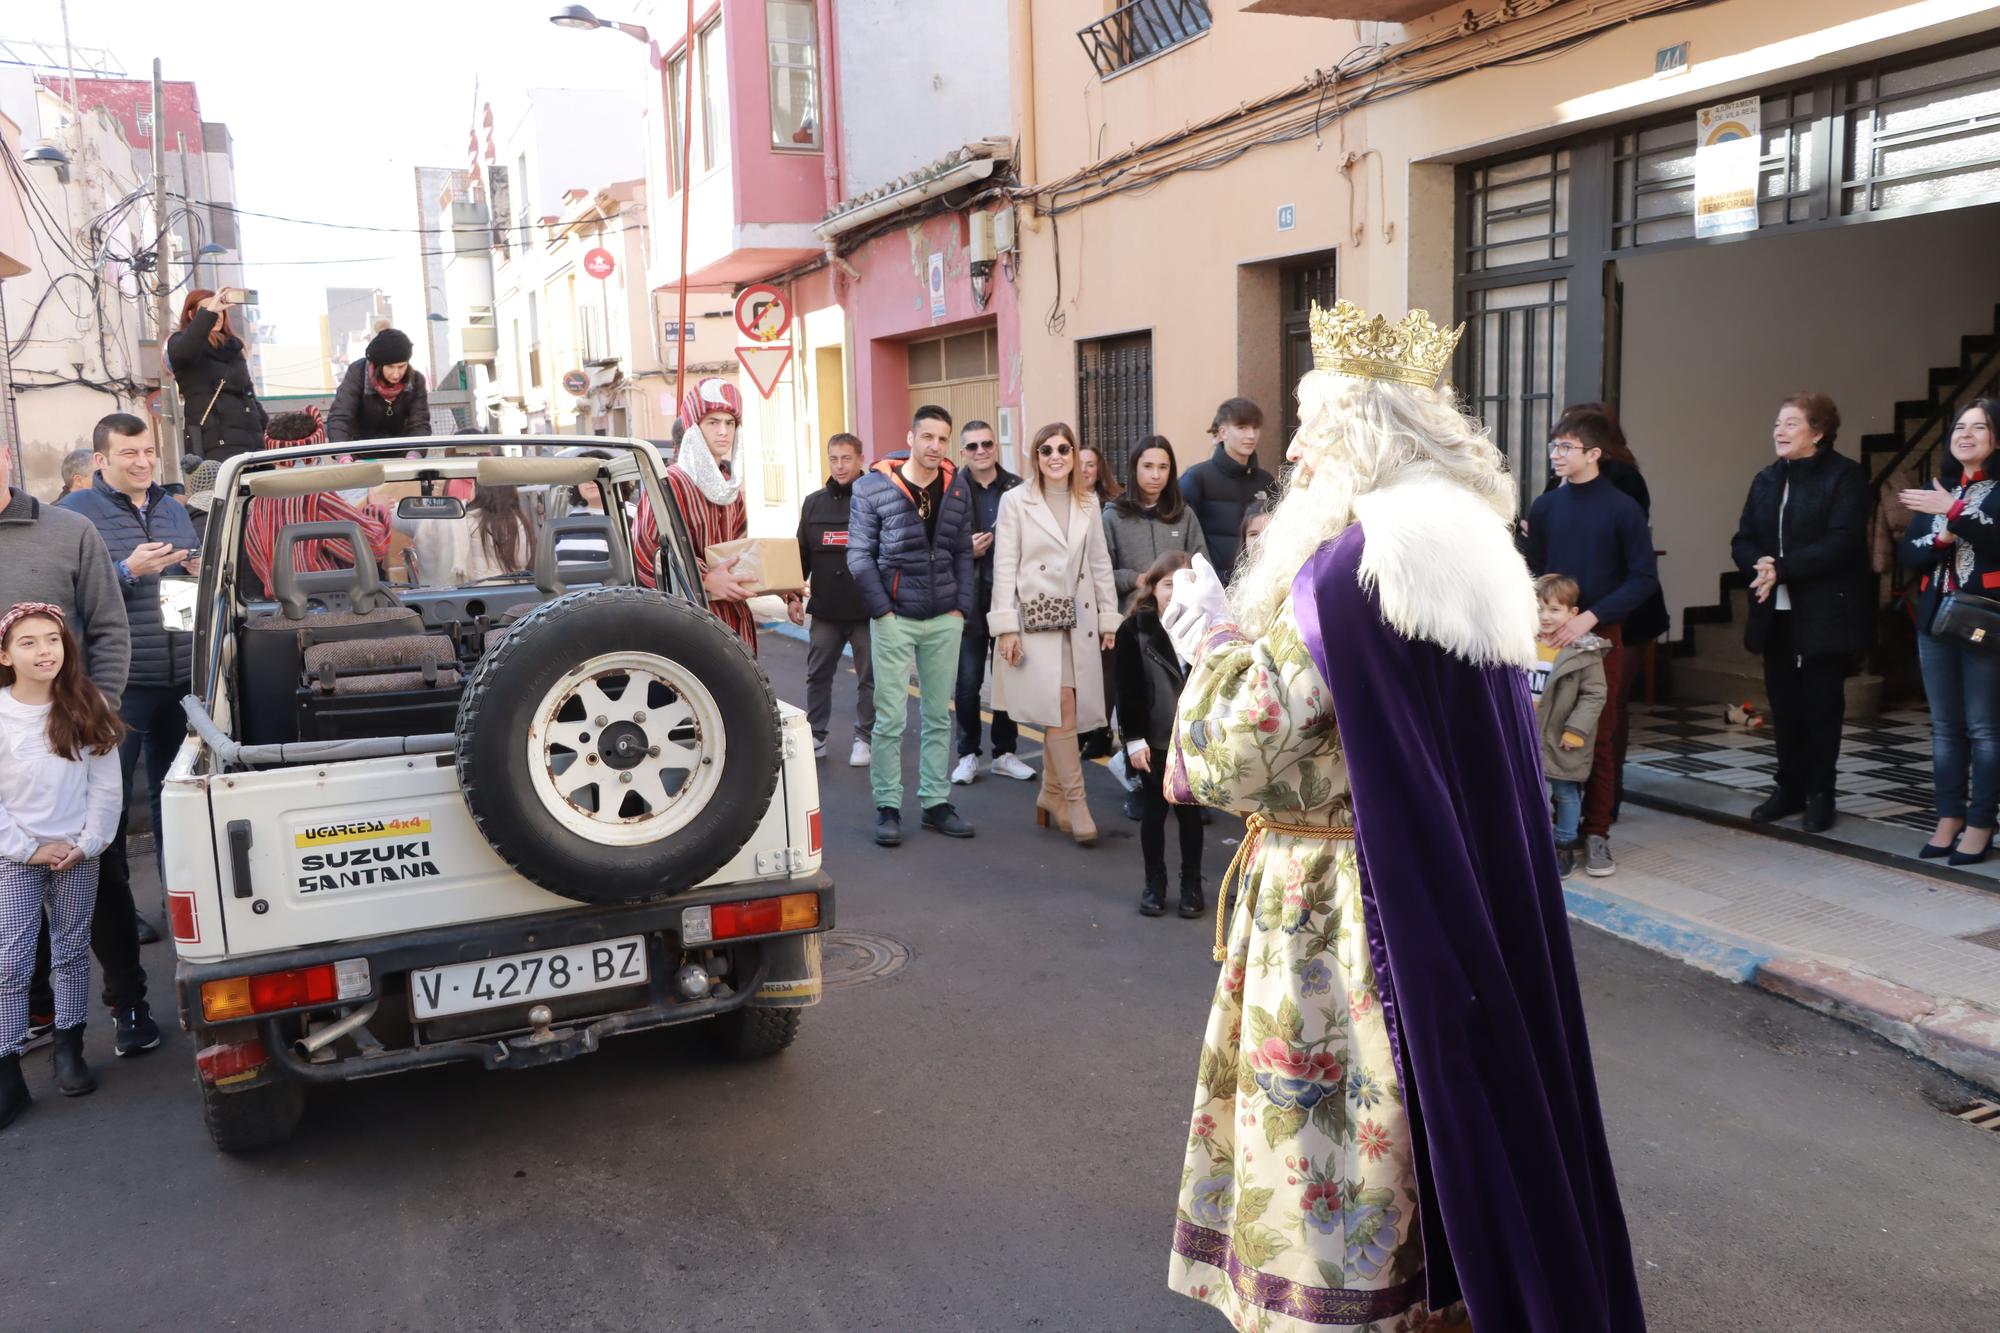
1045, 727, 1097, 846
1035, 731, 1071, 832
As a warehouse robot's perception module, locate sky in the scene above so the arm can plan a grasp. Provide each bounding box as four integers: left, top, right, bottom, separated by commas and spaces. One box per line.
12, 0, 659, 360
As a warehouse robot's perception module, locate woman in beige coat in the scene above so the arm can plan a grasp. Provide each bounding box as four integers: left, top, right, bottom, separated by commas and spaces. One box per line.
990, 422, 1122, 843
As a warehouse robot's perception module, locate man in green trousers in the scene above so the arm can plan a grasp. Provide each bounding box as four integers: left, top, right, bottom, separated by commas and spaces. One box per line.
846, 405, 979, 847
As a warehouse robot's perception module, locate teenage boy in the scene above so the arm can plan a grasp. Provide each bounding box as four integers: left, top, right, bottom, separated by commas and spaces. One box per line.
1525, 408, 1659, 879
951, 419, 1034, 785
788, 433, 875, 767
848, 406, 977, 846
1179, 397, 1276, 577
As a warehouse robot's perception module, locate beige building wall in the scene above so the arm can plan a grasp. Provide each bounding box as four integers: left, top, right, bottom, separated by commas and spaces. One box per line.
1016, 0, 2000, 480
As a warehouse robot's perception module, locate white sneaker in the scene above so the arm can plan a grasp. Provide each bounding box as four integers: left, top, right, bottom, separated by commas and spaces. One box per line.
813, 736, 827, 759
950, 753, 979, 785
990, 752, 1037, 781
848, 740, 871, 768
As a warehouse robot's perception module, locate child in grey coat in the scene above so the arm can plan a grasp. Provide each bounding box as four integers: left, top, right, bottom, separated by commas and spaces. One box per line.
1532, 574, 1611, 878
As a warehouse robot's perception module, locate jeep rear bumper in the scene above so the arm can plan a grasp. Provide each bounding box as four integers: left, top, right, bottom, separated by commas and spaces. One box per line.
176, 873, 831, 1084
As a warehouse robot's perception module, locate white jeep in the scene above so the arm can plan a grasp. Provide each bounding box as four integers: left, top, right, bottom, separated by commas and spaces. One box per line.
161, 437, 827, 1152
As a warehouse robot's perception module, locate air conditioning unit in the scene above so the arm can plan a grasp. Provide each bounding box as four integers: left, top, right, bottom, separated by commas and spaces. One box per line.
460, 325, 499, 361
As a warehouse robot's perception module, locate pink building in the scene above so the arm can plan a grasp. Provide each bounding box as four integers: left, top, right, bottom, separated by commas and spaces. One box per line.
629, 0, 1020, 532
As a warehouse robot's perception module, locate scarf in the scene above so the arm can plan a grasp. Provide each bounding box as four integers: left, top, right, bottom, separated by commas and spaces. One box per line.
677, 427, 741, 507
372, 367, 408, 406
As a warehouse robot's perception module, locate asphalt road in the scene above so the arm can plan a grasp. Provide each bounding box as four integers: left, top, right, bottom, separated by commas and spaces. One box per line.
4, 629, 1996, 1332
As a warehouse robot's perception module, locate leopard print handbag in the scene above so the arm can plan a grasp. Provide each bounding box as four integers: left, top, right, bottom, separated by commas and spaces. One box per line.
1019, 594, 1077, 633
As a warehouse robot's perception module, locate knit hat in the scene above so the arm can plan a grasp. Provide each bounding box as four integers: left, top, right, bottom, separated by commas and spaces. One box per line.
265, 405, 327, 447
183, 458, 224, 513
680, 377, 742, 429
366, 328, 414, 366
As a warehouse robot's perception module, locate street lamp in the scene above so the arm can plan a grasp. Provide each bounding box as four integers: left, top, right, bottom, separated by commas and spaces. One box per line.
553, 0, 693, 413
196, 242, 226, 291
548, 5, 650, 43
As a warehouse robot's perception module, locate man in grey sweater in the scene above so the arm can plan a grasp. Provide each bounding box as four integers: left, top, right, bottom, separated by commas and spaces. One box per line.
0, 447, 129, 702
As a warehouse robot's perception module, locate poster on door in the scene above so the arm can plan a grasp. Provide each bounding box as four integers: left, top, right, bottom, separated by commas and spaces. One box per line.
928, 252, 947, 323
1693, 96, 1761, 238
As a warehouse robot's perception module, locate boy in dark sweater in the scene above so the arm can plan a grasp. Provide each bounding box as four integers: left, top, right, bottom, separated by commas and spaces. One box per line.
1525, 409, 1659, 878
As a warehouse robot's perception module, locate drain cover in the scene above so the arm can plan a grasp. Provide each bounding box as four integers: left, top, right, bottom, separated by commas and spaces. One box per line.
820, 929, 912, 990
1959, 927, 2000, 952
1951, 1099, 2000, 1134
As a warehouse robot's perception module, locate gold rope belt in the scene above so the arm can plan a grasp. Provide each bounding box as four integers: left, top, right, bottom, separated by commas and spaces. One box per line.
1213, 813, 1356, 962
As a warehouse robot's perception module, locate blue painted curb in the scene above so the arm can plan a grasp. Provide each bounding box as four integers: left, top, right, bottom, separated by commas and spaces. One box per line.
761, 618, 808, 644
1561, 883, 1771, 983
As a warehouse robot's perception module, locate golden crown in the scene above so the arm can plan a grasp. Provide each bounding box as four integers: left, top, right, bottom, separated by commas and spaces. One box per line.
1309, 300, 1465, 388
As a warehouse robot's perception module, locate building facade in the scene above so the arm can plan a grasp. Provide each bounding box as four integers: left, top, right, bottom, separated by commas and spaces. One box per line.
1013, 0, 2000, 666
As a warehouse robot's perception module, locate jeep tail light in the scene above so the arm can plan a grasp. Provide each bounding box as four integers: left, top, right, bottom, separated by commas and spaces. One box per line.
195, 1037, 270, 1087
200, 958, 372, 1022
167, 890, 199, 944
807, 809, 822, 856
683, 892, 820, 944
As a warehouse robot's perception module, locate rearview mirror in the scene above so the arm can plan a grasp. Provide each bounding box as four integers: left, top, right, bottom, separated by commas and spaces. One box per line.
397, 495, 466, 521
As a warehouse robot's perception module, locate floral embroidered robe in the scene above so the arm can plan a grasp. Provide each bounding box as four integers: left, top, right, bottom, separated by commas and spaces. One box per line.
1167, 597, 1467, 1333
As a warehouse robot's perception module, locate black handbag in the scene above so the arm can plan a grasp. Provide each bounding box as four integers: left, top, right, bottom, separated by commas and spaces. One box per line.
1934, 591, 2000, 654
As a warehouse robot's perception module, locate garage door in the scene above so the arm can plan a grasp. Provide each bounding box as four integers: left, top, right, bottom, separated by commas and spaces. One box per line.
907, 327, 999, 433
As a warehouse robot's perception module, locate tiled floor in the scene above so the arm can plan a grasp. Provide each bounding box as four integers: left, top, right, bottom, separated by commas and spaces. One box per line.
1627, 703, 1938, 833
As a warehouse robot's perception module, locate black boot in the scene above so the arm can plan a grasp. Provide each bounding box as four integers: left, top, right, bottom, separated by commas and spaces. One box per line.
1178, 874, 1205, 919
51, 1026, 95, 1097
0, 1053, 28, 1130
1140, 869, 1167, 917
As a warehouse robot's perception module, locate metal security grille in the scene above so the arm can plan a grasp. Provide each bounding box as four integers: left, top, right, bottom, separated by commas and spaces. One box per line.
1462, 150, 1570, 274
1076, 0, 1212, 78
1460, 279, 1567, 506
1281, 255, 1338, 444
1611, 88, 1820, 248
1076, 332, 1153, 478
1844, 43, 2000, 214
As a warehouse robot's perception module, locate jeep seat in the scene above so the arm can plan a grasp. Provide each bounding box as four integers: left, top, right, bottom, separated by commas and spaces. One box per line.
487, 514, 632, 647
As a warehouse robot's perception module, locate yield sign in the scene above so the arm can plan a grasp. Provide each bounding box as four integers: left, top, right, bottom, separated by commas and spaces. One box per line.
735, 345, 793, 398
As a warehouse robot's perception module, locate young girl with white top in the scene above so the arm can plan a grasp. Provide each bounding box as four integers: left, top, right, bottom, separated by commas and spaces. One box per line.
0, 602, 124, 1130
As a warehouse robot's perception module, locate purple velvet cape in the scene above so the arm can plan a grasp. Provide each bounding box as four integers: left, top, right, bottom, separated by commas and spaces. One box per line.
1292, 526, 1646, 1332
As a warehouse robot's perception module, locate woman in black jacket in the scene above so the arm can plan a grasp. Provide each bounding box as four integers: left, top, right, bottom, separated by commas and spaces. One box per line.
1115, 550, 1203, 919
167, 289, 267, 463
326, 328, 432, 443
1898, 398, 2000, 864
1729, 392, 1872, 834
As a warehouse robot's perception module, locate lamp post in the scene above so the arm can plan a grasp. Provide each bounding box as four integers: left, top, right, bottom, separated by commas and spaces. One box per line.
551, 2, 695, 415
195, 242, 226, 291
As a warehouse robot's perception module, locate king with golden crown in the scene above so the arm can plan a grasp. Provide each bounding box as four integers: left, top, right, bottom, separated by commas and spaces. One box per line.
1157, 302, 1648, 1332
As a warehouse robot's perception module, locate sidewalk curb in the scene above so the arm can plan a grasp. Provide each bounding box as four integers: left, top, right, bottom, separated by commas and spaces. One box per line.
1562, 879, 2000, 1093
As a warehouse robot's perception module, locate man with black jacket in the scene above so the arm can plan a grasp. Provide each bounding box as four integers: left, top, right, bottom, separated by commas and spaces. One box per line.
787, 434, 875, 768
1179, 397, 1277, 579
951, 420, 1035, 785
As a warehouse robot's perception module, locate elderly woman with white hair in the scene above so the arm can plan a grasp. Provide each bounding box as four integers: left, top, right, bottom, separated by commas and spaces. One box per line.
1159, 303, 1646, 1332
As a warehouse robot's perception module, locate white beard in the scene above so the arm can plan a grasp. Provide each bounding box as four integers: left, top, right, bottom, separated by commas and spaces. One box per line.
677, 429, 741, 506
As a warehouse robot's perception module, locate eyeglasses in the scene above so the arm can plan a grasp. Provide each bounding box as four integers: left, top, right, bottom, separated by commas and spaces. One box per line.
1548, 441, 1585, 455
1037, 442, 1074, 458
963, 439, 996, 452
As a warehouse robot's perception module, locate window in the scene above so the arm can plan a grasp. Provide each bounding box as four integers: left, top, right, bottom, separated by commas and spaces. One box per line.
699, 18, 730, 171
1459, 279, 1568, 505
1076, 331, 1153, 478
1077, 0, 1212, 79
766, 0, 821, 150
527, 292, 543, 389
1279, 256, 1337, 445
488, 165, 511, 258
666, 50, 689, 190
906, 327, 999, 432
514, 153, 530, 248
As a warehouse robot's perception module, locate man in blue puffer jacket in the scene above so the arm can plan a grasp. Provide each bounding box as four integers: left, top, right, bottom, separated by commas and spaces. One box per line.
57, 415, 199, 996
848, 404, 977, 847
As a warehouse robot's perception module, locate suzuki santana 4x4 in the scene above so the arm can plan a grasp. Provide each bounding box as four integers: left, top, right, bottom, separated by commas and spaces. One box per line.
162, 438, 828, 1151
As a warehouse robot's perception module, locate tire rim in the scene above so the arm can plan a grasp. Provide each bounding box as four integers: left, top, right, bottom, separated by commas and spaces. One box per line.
526, 650, 726, 846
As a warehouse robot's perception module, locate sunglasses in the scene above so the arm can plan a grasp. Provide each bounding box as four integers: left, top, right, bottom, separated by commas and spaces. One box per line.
1037, 442, 1074, 458
963, 439, 996, 451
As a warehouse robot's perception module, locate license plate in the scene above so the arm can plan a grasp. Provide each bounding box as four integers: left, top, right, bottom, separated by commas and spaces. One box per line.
409, 936, 649, 1020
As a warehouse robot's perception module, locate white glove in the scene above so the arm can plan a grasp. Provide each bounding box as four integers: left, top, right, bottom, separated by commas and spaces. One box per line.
1162, 553, 1230, 664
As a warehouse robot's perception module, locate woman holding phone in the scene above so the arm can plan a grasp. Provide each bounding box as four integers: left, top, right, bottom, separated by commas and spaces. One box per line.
167, 289, 266, 464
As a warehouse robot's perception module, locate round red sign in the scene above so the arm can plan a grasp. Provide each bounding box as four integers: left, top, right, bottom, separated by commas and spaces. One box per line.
584, 247, 616, 279
562, 369, 589, 397
733, 283, 792, 343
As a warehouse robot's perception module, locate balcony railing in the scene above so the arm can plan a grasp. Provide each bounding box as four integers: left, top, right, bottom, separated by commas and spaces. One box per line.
1077, 0, 1212, 77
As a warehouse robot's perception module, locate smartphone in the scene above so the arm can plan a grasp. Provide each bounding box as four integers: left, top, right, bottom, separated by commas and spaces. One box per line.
219, 287, 257, 305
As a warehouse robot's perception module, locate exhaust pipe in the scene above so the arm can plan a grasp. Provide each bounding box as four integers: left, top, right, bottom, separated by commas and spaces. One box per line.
298, 1000, 379, 1055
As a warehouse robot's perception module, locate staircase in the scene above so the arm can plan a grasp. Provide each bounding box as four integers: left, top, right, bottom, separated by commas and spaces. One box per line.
1670, 302, 2000, 717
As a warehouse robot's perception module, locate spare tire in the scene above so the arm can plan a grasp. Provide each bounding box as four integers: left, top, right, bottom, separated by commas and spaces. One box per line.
456, 586, 780, 905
